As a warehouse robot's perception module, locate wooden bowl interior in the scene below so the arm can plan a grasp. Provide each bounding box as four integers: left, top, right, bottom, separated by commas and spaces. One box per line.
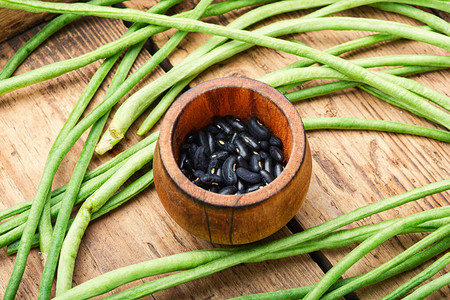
172, 86, 293, 167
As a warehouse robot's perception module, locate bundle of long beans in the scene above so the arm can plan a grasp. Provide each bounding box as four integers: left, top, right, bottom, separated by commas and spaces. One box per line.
0, 0, 449, 299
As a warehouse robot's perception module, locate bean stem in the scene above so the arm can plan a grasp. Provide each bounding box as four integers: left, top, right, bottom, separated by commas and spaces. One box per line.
230, 236, 450, 300
318, 222, 450, 299
381, 252, 450, 300
402, 271, 450, 299
303, 118, 450, 142
81, 180, 450, 298
52, 215, 446, 300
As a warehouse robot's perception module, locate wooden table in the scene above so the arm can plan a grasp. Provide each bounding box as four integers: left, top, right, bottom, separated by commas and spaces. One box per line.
0, 1, 449, 298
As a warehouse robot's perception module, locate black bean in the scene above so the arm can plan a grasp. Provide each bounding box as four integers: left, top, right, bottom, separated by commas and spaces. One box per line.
246, 183, 264, 193
185, 134, 195, 144
260, 170, 274, 184
197, 130, 208, 148
181, 168, 191, 178
209, 186, 219, 193
259, 151, 269, 160
239, 132, 260, 150
259, 140, 270, 151
234, 139, 250, 160
201, 174, 224, 185
248, 117, 270, 140
237, 179, 246, 192
219, 186, 237, 195
274, 163, 283, 178
177, 152, 187, 169
210, 151, 229, 161
269, 135, 283, 148
230, 132, 239, 145
263, 156, 273, 176
222, 155, 237, 186
216, 139, 235, 153
193, 180, 207, 189
236, 155, 249, 169
194, 146, 208, 171
180, 142, 191, 151
183, 158, 194, 171
214, 117, 233, 134
192, 170, 205, 182
216, 131, 228, 140
216, 167, 222, 177
249, 154, 262, 173
225, 116, 246, 132
207, 158, 219, 175
206, 124, 220, 134
207, 132, 215, 154
188, 144, 198, 160
269, 146, 284, 163
236, 167, 262, 184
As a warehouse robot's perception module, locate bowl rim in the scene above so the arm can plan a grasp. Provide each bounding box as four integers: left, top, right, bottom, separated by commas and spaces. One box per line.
158, 77, 307, 208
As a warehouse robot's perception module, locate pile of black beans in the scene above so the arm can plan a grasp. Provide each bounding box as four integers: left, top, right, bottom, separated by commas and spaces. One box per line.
178, 116, 286, 195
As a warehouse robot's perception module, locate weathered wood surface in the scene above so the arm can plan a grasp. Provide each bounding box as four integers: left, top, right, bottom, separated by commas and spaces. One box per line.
0, 0, 449, 299
136, 0, 450, 299
0, 8, 324, 299
0, 0, 79, 43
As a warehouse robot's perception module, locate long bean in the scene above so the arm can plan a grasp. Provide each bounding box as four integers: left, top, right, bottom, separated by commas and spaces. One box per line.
381, 252, 450, 300
304, 209, 450, 299
83, 180, 450, 298
0, 0, 123, 79
52, 215, 446, 300
6, 168, 155, 254
303, 118, 450, 142
402, 271, 450, 299
318, 222, 450, 299
230, 236, 450, 300
0, 0, 280, 96
37, 0, 180, 295
55, 142, 156, 294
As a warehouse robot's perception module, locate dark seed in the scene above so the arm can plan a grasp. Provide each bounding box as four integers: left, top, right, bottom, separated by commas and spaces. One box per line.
263, 156, 273, 176
207, 158, 219, 175
185, 134, 195, 143
239, 132, 260, 150
236, 167, 262, 184
230, 132, 239, 145
188, 144, 198, 160
210, 150, 229, 161
197, 130, 208, 148
248, 117, 270, 140
269, 146, 284, 163
206, 124, 220, 134
177, 152, 187, 169
274, 163, 283, 178
214, 117, 233, 134
216, 131, 228, 140
216, 139, 235, 153
249, 154, 262, 173
180, 143, 191, 151
246, 183, 264, 193
201, 174, 224, 185
219, 186, 238, 195
259, 140, 270, 151
234, 139, 250, 160
260, 170, 274, 184
222, 155, 237, 186
236, 155, 249, 169
269, 135, 283, 148
225, 116, 246, 132
207, 132, 215, 154
194, 146, 208, 171
183, 158, 194, 171
259, 151, 269, 160
209, 186, 219, 193
237, 180, 246, 192
216, 167, 222, 177
181, 168, 191, 178
192, 170, 205, 182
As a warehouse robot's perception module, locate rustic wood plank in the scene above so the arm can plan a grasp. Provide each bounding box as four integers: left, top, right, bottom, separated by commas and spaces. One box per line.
0, 0, 80, 43
137, 0, 450, 298
0, 10, 325, 299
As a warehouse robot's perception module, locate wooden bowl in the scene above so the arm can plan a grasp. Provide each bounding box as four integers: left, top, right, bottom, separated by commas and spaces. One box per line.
154, 77, 312, 245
